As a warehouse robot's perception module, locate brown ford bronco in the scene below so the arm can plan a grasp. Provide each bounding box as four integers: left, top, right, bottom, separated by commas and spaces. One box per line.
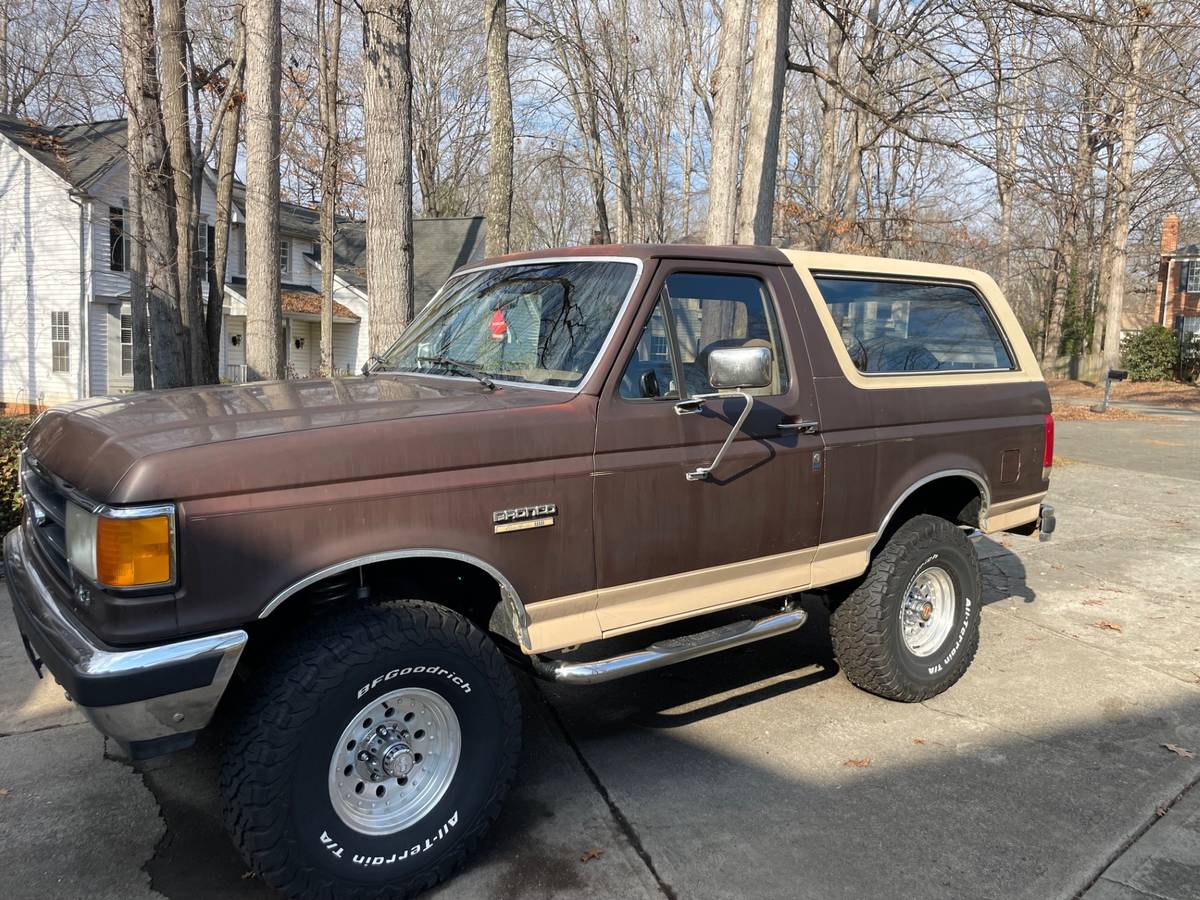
5, 244, 1054, 898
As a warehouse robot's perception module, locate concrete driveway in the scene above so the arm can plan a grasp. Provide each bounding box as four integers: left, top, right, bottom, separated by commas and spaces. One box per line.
2, 417, 1199, 899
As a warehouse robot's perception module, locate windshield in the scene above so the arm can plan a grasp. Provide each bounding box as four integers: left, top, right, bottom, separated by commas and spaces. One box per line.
378, 259, 638, 389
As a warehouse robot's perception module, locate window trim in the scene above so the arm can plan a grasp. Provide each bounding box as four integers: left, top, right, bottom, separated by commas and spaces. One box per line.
811, 271, 1017, 378
616, 268, 795, 403
279, 238, 291, 276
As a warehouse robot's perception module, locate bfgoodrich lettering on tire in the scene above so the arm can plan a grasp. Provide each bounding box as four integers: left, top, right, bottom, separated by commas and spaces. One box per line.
829, 514, 981, 702
220, 600, 520, 899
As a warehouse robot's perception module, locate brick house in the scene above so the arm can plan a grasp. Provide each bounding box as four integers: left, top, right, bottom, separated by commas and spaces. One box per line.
1156, 213, 1200, 346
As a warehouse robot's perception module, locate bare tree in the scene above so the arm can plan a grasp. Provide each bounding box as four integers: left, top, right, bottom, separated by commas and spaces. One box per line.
736, 0, 791, 245
317, 0, 342, 373
362, 0, 415, 353
706, 0, 752, 244
118, 0, 187, 388
244, 0, 283, 380
159, 0, 209, 382
207, 4, 245, 382
1100, 3, 1150, 371
484, 0, 514, 254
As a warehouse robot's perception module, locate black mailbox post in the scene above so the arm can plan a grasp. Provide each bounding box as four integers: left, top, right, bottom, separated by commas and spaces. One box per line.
1096, 369, 1128, 413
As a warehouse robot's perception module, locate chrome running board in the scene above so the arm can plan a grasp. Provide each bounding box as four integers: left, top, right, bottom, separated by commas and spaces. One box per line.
530, 605, 808, 685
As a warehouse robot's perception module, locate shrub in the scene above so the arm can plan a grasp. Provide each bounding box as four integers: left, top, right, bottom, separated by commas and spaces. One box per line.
1181, 333, 1200, 383
1120, 325, 1179, 382
0, 416, 31, 536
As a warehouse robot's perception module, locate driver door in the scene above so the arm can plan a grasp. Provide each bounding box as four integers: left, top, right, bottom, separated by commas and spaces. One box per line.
591, 260, 824, 634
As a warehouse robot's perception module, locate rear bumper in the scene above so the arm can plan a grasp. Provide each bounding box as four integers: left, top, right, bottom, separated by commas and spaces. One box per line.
3, 527, 246, 759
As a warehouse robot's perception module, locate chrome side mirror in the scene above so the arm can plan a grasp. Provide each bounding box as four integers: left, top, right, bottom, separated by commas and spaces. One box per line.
673, 346, 773, 482
706, 346, 772, 391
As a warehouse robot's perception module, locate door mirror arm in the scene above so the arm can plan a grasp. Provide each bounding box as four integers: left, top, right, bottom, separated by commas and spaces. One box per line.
674, 391, 756, 481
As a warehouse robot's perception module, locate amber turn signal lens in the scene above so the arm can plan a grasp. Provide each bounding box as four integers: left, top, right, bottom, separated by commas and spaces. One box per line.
95, 514, 172, 587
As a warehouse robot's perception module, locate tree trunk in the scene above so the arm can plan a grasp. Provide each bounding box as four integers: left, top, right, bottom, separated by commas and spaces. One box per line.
125, 131, 152, 390
735, 0, 790, 245
318, 0, 342, 373
814, 15, 845, 251
159, 0, 207, 382
705, 0, 752, 244
1100, 9, 1149, 372
118, 0, 187, 389
484, 0, 513, 255
681, 96, 695, 238
244, 0, 283, 380
362, 0, 415, 355
206, 5, 245, 383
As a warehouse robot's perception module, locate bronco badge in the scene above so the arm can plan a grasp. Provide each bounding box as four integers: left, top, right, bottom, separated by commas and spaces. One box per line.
493, 504, 557, 534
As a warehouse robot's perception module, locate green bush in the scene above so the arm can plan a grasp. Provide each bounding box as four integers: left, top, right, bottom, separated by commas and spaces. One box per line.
1120, 325, 1179, 381
0, 416, 31, 536
1181, 333, 1200, 383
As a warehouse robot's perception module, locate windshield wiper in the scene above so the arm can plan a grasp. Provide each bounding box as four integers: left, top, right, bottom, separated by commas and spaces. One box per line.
417, 355, 496, 391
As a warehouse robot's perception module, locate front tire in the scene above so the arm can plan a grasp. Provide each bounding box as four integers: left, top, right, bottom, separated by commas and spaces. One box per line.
221, 600, 520, 899
830, 514, 981, 702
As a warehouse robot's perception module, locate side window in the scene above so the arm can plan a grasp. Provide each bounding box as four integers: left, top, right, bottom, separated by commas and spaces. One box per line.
51, 311, 70, 373
664, 272, 790, 398
815, 276, 1014, 374
619, 298, 679, 399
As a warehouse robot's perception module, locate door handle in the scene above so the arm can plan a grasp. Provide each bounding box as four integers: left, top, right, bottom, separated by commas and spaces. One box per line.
779, 419, 819, 435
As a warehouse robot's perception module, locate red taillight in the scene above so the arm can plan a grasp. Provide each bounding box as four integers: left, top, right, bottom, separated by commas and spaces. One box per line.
1042, 412, 1054, 478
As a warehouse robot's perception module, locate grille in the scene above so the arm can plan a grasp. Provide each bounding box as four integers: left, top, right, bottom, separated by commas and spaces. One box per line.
20, 453, 72, 583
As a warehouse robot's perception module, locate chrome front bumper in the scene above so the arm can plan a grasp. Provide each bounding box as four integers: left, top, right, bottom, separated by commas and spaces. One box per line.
4, 527, 246, 758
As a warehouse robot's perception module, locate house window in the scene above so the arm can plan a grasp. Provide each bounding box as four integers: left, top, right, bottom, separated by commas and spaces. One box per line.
1185, 261, 1200, 294
279, 239, 290, 276
109, 207, 127, 272
197, 220, 208, 266
121, 311, 133, 376
51, 311, 69, 373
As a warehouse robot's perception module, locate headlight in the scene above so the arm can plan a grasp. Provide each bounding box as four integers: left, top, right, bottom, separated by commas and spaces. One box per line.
65, 503, 175, 588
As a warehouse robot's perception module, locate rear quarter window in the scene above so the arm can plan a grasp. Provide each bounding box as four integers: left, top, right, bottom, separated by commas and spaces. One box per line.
814, 276, 1014, 374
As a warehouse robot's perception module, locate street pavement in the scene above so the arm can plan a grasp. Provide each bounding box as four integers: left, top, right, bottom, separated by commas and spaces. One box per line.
1, 416, 1198, 899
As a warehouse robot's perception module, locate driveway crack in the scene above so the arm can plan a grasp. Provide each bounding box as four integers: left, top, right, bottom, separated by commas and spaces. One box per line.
535, 686, 677, 900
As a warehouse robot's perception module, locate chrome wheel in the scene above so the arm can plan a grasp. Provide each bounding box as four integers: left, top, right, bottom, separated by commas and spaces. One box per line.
328, 687, 461, 836
900, 565, 957, 657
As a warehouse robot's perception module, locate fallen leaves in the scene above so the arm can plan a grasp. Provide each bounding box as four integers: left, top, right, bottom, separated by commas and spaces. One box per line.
0, 788, 9, 797
1083, 599, 1104, 607
843, 758, 871, 768
580, 848, 604, 863
1094, 620, 1122, 633
912, 739, 926, 746
1162, 743, 1196, 760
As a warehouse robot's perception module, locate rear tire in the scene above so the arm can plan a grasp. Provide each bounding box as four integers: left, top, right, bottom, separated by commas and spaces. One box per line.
220, 600, 520, 899
830, 514, 981, 702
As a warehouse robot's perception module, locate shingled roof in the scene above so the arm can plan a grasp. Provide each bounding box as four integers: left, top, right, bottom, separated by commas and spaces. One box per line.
0, 115, 127, 190
312, 217, 486, 309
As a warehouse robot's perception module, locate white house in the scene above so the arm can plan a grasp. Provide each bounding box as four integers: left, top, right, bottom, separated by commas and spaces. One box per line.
0, 115, 485, 411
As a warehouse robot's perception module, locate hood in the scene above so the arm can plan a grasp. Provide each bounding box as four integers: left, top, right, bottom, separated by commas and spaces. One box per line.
25, 375, 577, 503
